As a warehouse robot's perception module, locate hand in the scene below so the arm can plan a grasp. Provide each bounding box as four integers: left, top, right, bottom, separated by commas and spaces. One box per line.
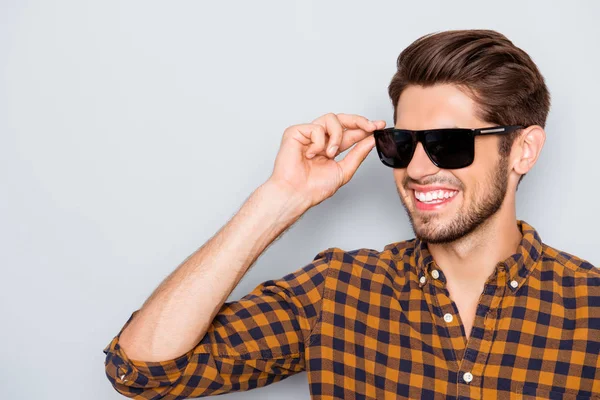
267, 113, 386, 209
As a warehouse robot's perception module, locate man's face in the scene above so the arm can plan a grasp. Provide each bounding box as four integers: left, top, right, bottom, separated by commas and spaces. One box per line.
393, 84, 512, 244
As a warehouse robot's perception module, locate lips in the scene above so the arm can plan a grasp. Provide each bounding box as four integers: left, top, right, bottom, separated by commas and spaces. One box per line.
413, 189, 459, 211
408, 184, 460, 192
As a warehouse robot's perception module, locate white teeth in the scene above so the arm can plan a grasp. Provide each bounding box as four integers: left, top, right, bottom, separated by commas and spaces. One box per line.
414, 189, 458, 203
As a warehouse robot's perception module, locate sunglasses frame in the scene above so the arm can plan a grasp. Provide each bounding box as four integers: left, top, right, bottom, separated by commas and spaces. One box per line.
373, 125, 525, 169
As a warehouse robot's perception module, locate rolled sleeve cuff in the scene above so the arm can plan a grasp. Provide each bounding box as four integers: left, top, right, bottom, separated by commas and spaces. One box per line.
103, 310, 194, 390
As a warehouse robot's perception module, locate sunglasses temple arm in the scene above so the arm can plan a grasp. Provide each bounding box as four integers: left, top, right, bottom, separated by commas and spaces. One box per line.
475, 126, 524, 136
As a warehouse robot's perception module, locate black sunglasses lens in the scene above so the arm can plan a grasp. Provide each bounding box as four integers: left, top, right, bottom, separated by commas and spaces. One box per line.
374, 130, 414, 168
424, 130, 474, 169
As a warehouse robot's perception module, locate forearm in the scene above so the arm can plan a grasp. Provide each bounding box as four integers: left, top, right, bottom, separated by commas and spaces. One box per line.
117, 180, 310, 361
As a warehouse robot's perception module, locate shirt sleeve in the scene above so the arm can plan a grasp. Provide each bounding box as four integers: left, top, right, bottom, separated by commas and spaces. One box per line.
103, 247, 334, 399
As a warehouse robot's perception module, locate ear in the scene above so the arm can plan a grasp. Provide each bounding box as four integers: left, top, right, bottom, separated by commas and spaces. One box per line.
511, 125, 546, 175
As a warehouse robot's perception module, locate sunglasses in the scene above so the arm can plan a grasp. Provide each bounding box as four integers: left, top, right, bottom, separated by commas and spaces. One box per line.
373, 125, 524, 169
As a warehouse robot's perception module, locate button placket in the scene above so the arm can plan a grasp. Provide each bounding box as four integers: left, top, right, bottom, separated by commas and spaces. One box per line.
457, 370, 475, 399
460, 267, 505, 394
425, 278, 466, 367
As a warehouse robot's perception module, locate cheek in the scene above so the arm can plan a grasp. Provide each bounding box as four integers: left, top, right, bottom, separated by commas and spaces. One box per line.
460, 175, 488, 203
473, 137, 501, 166
393, 169, 406, 187
450, 172, 474, 200
393, 170, 411, 201
458, 141, 499, 195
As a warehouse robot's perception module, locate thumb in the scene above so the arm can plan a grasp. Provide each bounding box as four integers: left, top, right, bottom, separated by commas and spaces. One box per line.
337, 135, 376, 186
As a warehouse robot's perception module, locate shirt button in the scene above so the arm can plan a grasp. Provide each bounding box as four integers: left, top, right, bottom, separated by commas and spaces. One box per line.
463, 372, 473, 383
419, 276, 427, 284
510, 280, 518, 288
443, 313, 453, 323
118, 366, 128, 382
431, 269, 440, 279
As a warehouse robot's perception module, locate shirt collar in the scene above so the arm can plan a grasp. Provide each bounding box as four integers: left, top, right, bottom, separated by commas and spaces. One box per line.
413, 219, 543, 292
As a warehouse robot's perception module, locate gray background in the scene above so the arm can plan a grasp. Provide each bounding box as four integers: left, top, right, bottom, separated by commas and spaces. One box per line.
1, 1, 598, 399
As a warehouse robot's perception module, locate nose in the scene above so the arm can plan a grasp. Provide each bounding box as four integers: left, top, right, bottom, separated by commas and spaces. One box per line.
406, 142, 440, 181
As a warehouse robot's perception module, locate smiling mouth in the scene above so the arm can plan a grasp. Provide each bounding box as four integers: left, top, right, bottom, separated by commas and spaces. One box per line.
412, 189, 460, 211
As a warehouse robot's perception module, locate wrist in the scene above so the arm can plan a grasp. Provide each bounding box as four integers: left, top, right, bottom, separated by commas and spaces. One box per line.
259, 180, 311, 220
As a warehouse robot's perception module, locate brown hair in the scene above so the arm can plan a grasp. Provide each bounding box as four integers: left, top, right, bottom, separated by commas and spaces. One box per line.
387, 29, 551, 187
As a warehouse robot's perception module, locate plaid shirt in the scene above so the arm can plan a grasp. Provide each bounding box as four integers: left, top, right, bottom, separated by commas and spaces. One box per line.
104, 219, 600, 399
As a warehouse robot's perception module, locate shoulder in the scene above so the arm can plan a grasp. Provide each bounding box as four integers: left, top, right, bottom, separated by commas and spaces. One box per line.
539, 242, 599, 280
313, 239, 417, 285
535, 243, 600, 304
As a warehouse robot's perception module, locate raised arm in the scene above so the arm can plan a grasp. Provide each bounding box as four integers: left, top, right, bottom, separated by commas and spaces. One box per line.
103, 113, 385, 398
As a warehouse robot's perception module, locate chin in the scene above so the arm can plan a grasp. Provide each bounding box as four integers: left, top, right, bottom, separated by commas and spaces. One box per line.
415, 228, 462, 245
408, 212, 470, 244
414, 222, 453, 244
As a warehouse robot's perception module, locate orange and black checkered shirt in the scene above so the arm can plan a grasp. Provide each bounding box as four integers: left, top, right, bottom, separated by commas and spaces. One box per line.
104, 219, 600, 399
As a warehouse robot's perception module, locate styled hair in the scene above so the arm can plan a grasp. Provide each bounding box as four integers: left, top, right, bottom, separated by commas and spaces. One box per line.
387, 29, 551, 186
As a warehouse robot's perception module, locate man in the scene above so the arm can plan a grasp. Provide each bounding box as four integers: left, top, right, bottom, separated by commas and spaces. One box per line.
104, 29, 599, 399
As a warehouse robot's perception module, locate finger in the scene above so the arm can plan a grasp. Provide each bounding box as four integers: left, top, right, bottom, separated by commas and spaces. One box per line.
294, 124, 326, 158
311, 113, 374, 156
311, 113, 344, 158
335, 113, 382, 133
373, 120, 386, 129
337, 128, 371, 153
323, 114, 344, 158
337, 135, 376, 185
336, 120, 386, 154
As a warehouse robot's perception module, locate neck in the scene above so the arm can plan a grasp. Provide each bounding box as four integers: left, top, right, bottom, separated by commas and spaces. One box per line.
427, 209, 522, 294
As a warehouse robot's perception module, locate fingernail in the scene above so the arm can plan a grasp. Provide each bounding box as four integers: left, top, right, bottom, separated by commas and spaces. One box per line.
329, 146, 338, 155
307, 152, 315, 158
